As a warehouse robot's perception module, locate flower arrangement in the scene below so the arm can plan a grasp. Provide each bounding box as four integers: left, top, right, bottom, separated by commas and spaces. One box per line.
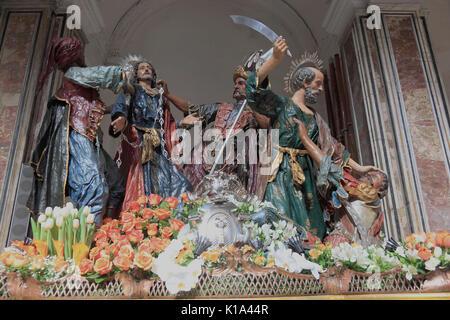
387, 231, 450, 280
80, 193, 205, 285
29, 203, 95, 265
0, 245, 73, 282
0, 203, 94, 281
151, 224, 203, 295
243, 219, 298, 249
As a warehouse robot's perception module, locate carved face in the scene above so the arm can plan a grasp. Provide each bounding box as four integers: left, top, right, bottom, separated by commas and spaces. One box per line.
233, 76, 246, 102
137, 62, 153, 81
360, 170, 385, 195
304, 67, 324, 104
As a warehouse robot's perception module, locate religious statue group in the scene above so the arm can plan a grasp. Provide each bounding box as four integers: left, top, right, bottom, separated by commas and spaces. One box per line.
27, 36, 389, 248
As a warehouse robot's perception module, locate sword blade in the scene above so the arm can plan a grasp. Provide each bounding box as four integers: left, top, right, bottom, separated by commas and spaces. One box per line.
230, 15, 292, 57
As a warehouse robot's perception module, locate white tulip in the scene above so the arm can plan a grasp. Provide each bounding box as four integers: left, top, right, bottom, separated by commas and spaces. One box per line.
56, 215, 64, 228
65, 202, 74, 211
73, 219, 80, 230
83, 206, 91, 216
44, 218, 54, 230
53, 207, 61, 217
45, 207, 53, 216
86, 213, 95, 224
38, 214, 47, 224
71, 208, 78, 217
60, 207, 70, 218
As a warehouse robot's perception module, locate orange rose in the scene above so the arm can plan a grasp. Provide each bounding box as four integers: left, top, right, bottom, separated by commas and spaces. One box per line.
53, 256, 68, 273
127, 229, 144, 243
418, 247, 432, 261
113, 238, 131, 254
164, 197, 178, 209
148, 194, 163, 206
94, 229, 108, 242
94, 257, 112, 275
426, 232, 436, 245
108, 229, 122, 242
148, 237, 170, 252
103, 217, 113, 224
122, 221, 135, 234
129, 201, 141, 212
134, 251, 153, 271
79, 258, 94, 275
10, 253, 27, 268
138, 239, 152, 253
134, 217, 146, 230
181, 192, 190, 203
142, 208, 154, 220
95, 238, 109, 249
113, 256, 132, 271
435, 231, 448, 247
137, 195, 148, 206
121, 212, 136, 225
170, 219, 185, 232
161, 226, 173, 239
147, 223, 158, 237
153, 208, 171, 220
89, 247, 102, 260
0, 251, 13, 266
118, 244, 135, 260
444, 235, 450, 248
317, 243, 327, 251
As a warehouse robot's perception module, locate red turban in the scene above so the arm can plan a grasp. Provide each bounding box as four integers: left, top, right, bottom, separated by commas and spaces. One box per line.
37, 37, 83, 92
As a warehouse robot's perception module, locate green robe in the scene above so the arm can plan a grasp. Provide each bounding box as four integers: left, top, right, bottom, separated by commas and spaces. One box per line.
246, 72, 335, 239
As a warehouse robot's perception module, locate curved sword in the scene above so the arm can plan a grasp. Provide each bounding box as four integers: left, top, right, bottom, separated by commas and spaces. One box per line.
230, 15, 292, 57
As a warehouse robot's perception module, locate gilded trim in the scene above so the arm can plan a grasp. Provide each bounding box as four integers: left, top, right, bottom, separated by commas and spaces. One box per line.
55, 94, 71, 206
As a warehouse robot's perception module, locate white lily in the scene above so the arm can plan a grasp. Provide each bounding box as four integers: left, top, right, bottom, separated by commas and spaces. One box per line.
433, 246, 442, 258
395, 246, 406, 258
425, 257, 441, 271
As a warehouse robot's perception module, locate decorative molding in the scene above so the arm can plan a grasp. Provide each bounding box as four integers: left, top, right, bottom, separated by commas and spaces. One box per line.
322, 0, 356, 38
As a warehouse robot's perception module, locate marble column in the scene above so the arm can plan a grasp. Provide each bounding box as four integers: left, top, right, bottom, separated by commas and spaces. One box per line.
342, 6, 450, 239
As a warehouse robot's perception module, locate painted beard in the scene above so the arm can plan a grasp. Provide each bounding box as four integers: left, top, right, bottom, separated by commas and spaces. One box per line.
305, 85, 320, 104
233, 88, 245, 101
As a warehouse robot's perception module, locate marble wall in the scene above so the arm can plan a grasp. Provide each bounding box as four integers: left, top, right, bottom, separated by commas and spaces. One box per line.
385, 15, 449, 233
345, 10, 450, 238
0, 11, 41, 192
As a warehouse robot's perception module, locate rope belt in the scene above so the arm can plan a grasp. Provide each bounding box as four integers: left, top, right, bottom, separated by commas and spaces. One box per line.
134, 125, 161, 164
269, 146, 308, 187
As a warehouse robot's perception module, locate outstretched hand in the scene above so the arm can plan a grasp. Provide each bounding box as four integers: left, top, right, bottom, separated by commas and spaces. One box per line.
181, 112, 203, 127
